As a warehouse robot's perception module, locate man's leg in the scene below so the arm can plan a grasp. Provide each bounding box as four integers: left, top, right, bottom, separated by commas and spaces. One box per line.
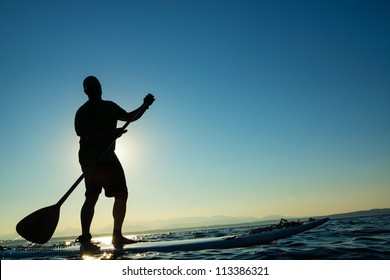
81, 194, 99, 237
112, 192, 137, 245
113, 192, 128, 234
77, 194, 100, 252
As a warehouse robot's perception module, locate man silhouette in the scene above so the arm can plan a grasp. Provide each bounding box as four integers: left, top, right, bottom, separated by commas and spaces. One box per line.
74, 76, 155, 252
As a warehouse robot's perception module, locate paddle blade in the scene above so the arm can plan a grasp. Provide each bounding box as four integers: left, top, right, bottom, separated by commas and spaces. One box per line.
16, 204, 60, 244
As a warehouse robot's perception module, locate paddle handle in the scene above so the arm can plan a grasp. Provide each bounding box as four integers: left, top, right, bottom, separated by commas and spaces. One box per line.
56, 102, 150, 206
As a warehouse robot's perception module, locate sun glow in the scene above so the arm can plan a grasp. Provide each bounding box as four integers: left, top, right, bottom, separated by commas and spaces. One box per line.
115, 139, 140, 168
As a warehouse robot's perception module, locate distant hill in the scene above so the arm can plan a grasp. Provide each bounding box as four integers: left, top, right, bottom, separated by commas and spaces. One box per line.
121, 215, 262, 234
325, 208, 390, 219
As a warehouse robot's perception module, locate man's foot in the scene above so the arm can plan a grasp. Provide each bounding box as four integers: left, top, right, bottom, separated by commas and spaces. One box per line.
75, 234, 101, 253
112, 235, 138, 247
80, 241, 101, 253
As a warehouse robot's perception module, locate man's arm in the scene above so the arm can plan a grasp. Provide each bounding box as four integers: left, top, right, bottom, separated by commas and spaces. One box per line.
119, 93, 155, 123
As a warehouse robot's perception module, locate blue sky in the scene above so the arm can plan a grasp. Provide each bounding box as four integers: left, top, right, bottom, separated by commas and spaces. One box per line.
1, 0, 389, 237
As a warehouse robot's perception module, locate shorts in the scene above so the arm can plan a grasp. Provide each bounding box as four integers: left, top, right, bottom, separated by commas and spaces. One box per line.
83, 159, 128, 198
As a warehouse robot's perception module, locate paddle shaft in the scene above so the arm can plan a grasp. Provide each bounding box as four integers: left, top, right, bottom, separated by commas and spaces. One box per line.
56, 102, 149, 206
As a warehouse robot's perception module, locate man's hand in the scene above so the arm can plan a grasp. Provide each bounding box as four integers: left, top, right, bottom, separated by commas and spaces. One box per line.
144, 93, 155, 108
120, 93, 155, 123
115, 128, 128, 139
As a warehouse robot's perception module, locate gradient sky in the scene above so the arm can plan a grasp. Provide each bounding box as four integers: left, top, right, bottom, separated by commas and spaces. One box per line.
1, 0, 389, 237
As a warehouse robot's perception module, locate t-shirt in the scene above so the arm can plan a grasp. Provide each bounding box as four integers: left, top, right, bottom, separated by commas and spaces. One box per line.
75, 100, 127, 167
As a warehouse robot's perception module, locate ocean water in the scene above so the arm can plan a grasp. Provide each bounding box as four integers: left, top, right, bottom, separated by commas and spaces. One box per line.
1, 215, 389, 260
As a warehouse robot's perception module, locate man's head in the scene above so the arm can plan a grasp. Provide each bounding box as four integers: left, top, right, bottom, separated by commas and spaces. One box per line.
83, 76, 102, 101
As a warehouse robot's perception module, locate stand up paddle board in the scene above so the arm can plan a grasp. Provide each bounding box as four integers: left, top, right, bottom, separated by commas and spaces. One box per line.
99, 217, 329, 253
2, 218, 329, 258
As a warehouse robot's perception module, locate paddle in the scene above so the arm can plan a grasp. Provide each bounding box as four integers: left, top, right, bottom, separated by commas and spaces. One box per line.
16, 101, 151, 244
